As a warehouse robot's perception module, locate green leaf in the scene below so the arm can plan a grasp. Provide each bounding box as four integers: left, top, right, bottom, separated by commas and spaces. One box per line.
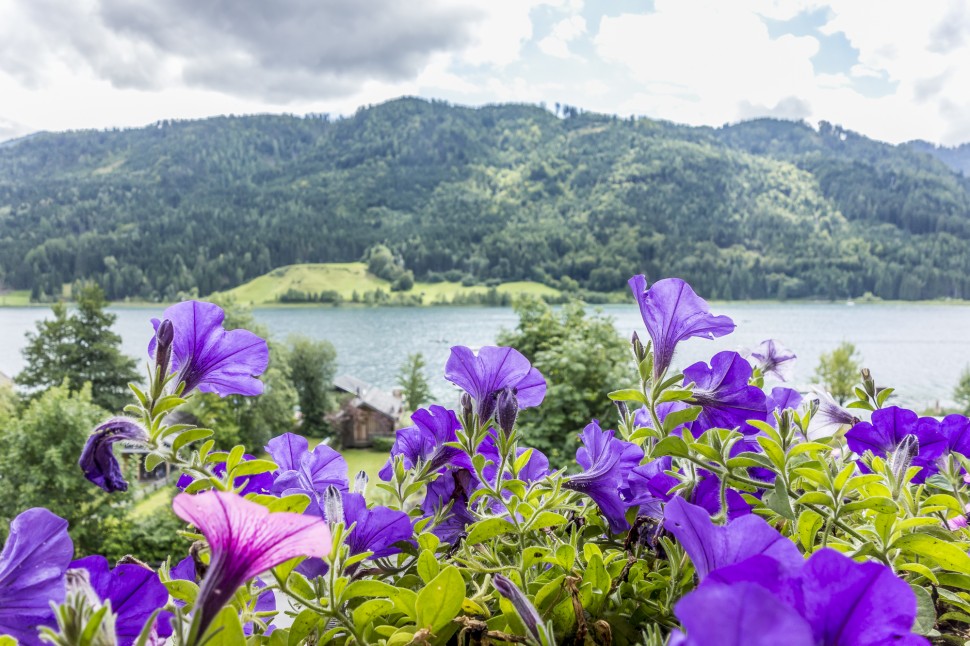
795, 491, 834, 507
788, 442, 833, 456
343, 579, 401, 599
764, 486, 796, 520
910, 585, 937, 636
581, 553, 610, 607
204, 605, 246, 645
415, 565, 465, 633
230, 459, 278, 479
164, 579, 199, 605
465, 517, 516, 544
530, 511, 567, 530
755, 436, 786, 470
653, 435, 690, 458
144, 452, 164, 472
79, 604, 110, 646
841, 497, 898, 514
272, 556, 304, 584
662, 406, 701, 433
898, 563, 940, 586
287, 609, 321, 646
656, 388, 693, 404
353, 598, 395, 628
796, 509, 824, 551
417, 550, 440, 584
894, 533, 970, 574
608, 389, 648, 404
556, 543, 576, 570
171, 428, 214, 453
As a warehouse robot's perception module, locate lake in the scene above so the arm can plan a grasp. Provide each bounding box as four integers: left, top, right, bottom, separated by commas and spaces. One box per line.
1, 302, 969, 411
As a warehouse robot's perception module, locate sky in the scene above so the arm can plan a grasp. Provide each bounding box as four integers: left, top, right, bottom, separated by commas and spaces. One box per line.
1, 0, 969, 146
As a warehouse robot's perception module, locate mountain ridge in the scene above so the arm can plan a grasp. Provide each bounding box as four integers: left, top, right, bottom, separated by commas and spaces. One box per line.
2, 97, 970, 301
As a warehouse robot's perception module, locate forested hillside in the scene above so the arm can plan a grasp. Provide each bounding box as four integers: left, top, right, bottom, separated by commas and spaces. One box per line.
3, 97, 970, 301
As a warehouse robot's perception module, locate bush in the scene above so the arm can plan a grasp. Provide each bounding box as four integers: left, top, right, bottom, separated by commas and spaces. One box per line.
369, 435, 395, 452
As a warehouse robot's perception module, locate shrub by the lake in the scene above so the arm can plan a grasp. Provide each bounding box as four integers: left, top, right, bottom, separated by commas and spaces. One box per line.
5, 275, 968, 645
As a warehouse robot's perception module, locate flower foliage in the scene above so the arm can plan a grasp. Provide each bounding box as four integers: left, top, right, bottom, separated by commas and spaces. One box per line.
13, 289, 970, 645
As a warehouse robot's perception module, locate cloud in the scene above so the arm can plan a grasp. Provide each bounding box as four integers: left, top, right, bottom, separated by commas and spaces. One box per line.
539, 16, 587, 58
0, 0, 488, 101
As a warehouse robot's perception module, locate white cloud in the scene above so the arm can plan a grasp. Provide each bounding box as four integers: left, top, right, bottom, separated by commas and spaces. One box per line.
539, 16, 587, 58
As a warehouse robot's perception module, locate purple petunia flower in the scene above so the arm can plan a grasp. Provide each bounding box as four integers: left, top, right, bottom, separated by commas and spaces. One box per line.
663, 496, 801, 579
684, 351, 767, 436
445, 346, 546, 419
265, 433, 348, 511
766, 387, 803, 421
177, 454, 274, 496
624, 458, 751, 521
563, 421, 644, 533
79, 417, 150, 493
170, 557, 276, 635
747, 339, 797, 382
298, 491, 413, 578
806, 388, 858, 440
147, 300, 269, 397
939, 414, 970, 458
667, 497, 928, 645
846, 406, 947, 483
69, 556, 173, 645
628, 275, 735, 381
378, 406, 470, 481
421, 468, 479, 544
0, 508, 73, 645
172, 491, 332, 640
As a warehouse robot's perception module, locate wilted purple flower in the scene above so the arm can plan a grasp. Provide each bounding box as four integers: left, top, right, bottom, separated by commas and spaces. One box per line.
266, 433, 348, 511
177, 454, 274, 496
69, 556, 173, 646
496, 387, 518, 436
79, 417, 150, 493
748, 339, 796, 382
147, 300, 269, 397
628, 275, 735, 380
493, 575, 549, 645
0, 508, 74, 644
684, 351, 767, 435
663, 496, 802, 579
421, 468, 479, 543
172, 491, 332, 640
378, 406, 469, 481
806, 389, 857, 440
564, 421, 644, 533
445, 346, 546, 419
846, 406, 947, 483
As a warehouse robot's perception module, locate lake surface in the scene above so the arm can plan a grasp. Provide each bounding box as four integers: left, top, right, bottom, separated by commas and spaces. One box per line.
1, 302, 969, 410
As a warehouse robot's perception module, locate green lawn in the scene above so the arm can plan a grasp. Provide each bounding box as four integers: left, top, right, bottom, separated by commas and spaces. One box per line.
215, 262, 560, 306
0, 290, 31, 306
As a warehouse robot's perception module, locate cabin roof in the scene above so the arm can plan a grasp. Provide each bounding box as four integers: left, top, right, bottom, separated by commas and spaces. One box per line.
333, 375, 402, 419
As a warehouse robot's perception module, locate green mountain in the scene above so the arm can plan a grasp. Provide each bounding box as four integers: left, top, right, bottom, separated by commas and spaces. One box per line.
2, 97, 970, 301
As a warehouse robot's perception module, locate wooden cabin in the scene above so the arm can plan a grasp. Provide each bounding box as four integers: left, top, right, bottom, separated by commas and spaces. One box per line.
331, 375, 404, 449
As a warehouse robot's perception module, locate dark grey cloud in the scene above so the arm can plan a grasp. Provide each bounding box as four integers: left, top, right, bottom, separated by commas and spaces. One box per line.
913, 71, 950, 102
1, 0, 483, 101
737, 96, 812, 121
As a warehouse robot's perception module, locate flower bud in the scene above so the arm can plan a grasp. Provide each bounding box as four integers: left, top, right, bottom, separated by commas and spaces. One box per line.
890, 434, 919, 483
353, 470, 368, 494
614, 400, 629, 421
631, 331, 647, 363
861, 367, 876, 398
496, 387, 518, 436
154, 319, 175, 376
477, 391, 498, 424
460, 392, 473, 418
323, 485, 344, 525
